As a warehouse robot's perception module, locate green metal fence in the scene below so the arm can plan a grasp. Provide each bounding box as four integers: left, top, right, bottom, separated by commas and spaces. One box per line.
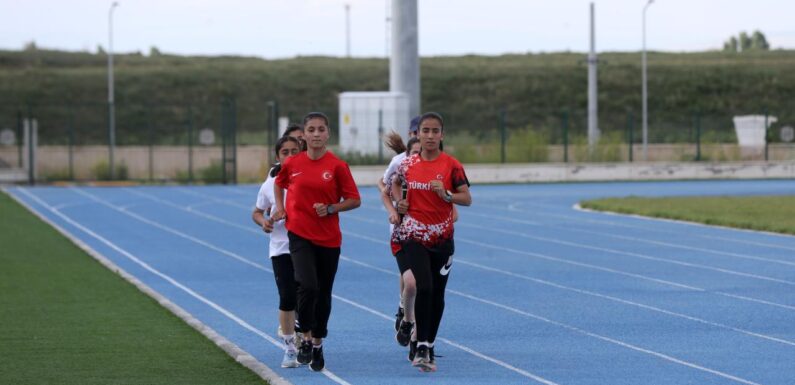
1, 99, 793, 184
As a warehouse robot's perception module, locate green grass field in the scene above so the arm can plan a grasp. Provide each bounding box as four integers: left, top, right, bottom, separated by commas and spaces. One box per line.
0, 191, 266, 385
580, 195, 795, 235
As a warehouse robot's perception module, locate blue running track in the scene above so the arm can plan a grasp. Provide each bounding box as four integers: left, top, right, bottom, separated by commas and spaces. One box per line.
6, 179, 795, 385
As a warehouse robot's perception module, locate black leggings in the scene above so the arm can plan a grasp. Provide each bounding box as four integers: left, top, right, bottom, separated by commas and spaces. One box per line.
271, 254, 297, 312
398, 240, 452, 343
288, 231, 341, 339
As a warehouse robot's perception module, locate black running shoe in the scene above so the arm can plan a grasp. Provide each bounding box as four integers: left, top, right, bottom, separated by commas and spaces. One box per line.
309, 345, 324, 372
394, 306, 404, 332
396, 320, 413, 347
297, 340, 312, 365
412, 345, 435, 372
408, 340, 417, 362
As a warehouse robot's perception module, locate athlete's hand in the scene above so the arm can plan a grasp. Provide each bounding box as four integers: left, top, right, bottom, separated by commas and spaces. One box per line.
271, 209, 286, 222
314, 203, 329, 217
396, 199, 409, 215
262, 217, 274, 233
388, 211, 399, 224
430, 180, 446, 199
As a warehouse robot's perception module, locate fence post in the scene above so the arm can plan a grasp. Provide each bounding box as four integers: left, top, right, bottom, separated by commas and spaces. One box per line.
16, 109, 23, 167
626, 110, 634, 162
68, 110, 75, 180
378, 109, 384, 163
187, 105, 194, 183
695, 111, 702, 161
147, 105, 154, 182
562, 110, 569, 163
267, 100, 279, 147
764, 109, 769, 162
499, 108, 507, 163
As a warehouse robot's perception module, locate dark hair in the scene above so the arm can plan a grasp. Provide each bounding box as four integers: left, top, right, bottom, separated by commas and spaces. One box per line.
270, 136, 301, 177
302, 112, 330, 128
282, 123, 302, 138
384, 130, 406, 154
405, 137, 421, 155
418, 112, 444, 131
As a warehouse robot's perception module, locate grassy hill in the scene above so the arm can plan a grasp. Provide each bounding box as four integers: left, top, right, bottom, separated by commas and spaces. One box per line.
1, 48, 794, 146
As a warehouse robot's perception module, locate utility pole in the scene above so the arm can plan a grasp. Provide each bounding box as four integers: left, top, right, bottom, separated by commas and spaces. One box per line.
587, 2, 599, 151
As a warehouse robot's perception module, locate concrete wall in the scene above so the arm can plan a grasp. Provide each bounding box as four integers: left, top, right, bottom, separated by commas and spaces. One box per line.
2, 144, 794, 184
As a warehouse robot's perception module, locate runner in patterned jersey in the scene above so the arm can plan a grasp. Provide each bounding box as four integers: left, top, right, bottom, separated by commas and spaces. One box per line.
390, 112, 472, 372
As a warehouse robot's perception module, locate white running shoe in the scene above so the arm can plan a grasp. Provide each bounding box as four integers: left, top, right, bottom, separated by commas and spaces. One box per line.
281, 349, 299, 368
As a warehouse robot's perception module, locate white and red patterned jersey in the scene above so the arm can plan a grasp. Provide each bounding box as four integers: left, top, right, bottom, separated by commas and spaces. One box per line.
390, 152, 469, 255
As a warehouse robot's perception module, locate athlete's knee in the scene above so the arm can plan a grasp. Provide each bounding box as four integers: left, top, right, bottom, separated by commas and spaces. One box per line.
402, 271, 417, 295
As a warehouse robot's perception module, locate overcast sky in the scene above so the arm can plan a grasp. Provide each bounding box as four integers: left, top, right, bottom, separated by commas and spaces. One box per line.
2, 0, 794, 58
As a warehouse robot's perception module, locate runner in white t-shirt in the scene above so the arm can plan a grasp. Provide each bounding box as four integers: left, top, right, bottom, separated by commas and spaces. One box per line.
377, 116, 420, 341
252, 136, 301, 368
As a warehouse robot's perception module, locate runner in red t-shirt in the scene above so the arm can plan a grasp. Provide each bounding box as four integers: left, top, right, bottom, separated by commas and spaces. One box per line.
390, 112, 471, 372
272, 112, 361, 372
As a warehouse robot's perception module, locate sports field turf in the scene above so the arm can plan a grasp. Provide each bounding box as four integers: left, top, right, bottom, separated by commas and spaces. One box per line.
0, 191, 267, 385
580, 195, 795, 235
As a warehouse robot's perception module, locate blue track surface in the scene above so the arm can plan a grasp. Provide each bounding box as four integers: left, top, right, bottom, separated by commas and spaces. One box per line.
6, 179, 795, 385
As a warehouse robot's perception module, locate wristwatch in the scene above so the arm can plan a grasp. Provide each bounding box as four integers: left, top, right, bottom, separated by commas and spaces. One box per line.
443, 190, 453, 203
327, 204, 336, 214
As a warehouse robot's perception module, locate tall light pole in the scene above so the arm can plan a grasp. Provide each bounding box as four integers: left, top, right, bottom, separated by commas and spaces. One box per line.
108, 1, 119, 179
345, 4, 351, 57
642, 0, 653, 161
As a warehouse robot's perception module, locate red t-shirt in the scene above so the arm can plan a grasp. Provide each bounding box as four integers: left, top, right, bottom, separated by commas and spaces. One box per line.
275, 151, 360, 248
390, 152, 469, 255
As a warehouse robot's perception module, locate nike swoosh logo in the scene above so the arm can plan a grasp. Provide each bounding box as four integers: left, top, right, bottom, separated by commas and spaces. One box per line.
439, 257, 453, 276
291, 172, 302, 177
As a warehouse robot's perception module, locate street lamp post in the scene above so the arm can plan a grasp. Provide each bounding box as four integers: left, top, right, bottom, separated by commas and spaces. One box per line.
642, 0, 653, 161
108, 1, 119, 179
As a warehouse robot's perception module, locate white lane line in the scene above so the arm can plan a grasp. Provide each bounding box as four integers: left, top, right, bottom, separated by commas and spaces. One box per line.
12, 188, 297, 385
345, 207, 795, 312
347, 251, 795, 349
449, 290, 762, 385
331, 295, 561, 385
572, 203, 795, 251
501, 202, 795, 268
341, 252, 767, 385
360, 203, 795, 287
170, 190, 771, 384
189, 191, 795, 313
456, 216, 795, 287
76, 187, 559, 385
478, 197, 795, 253
488, 196, 795, 254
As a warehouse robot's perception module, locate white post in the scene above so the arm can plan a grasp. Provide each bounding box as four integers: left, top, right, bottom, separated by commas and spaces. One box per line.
108, 2, 119, 179
345, 4, 351, 58
587, 2, 599, 150
642, 0, 654, 162
390, 0, 419, 119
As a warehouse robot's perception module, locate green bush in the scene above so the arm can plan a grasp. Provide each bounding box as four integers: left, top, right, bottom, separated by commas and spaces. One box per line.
92, 161, 128, 181
198, 161, 224, 183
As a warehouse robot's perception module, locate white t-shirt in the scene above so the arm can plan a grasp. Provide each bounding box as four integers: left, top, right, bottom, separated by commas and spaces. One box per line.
255, 172, 290, 258
382, 152, 407, 185
383, 152, 407, 234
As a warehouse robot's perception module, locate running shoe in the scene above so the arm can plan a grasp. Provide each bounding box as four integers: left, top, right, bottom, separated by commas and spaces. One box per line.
309, 345, 325, 372
394, 306, 404, 332
412, 345, 435, 372
281, 349, 299, 368
395, 320, 414, 346
297, 340, 312, 365
408, 340, 417, 362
